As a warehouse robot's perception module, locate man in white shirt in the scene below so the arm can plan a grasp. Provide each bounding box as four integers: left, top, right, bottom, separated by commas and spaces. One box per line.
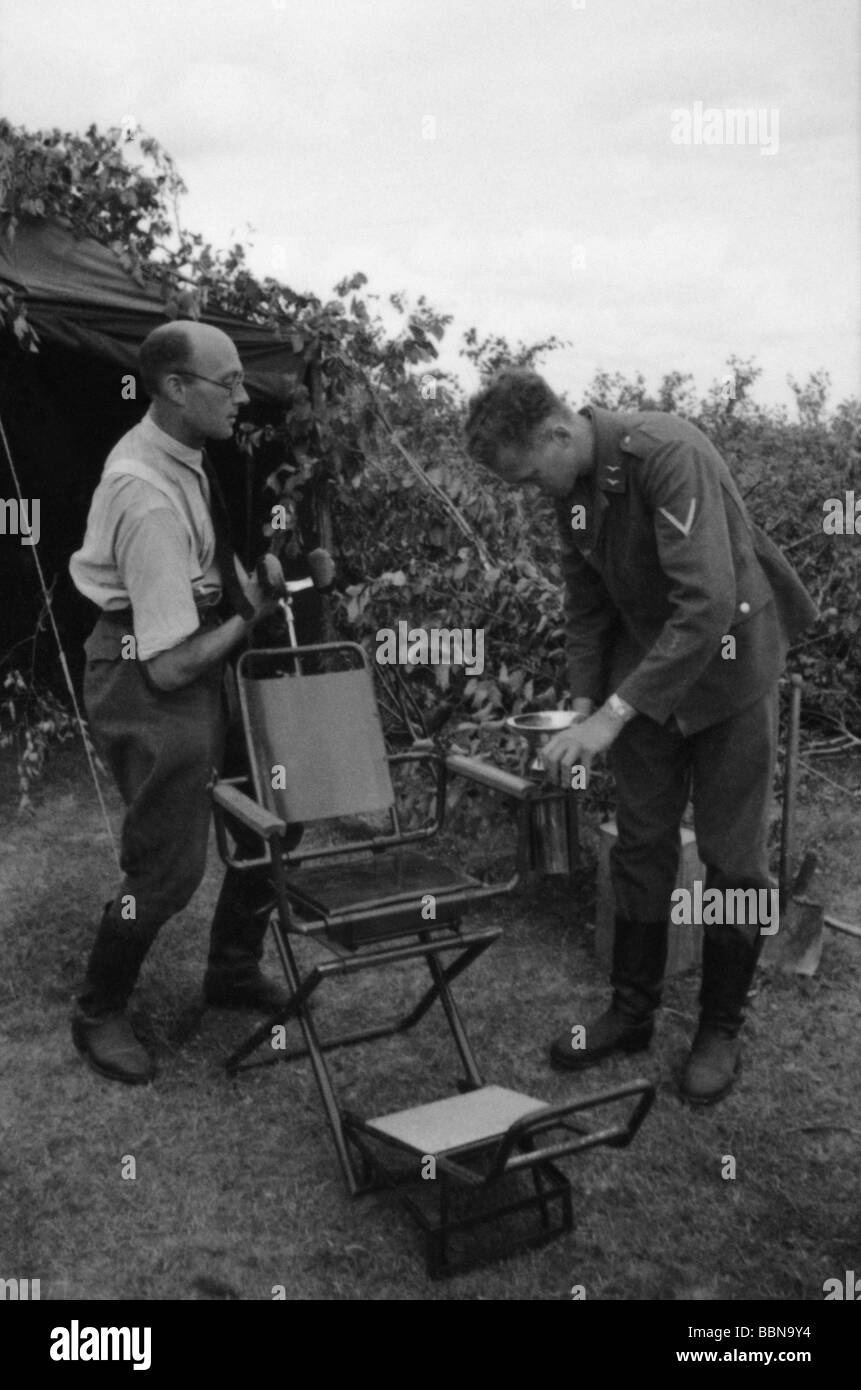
69, 321, 287, 1085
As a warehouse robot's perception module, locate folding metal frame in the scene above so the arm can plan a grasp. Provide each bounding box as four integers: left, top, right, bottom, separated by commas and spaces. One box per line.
211, 642, 655, 1276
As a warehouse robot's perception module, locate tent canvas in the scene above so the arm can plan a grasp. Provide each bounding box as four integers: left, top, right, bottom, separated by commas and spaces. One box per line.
0, 218, 306, 399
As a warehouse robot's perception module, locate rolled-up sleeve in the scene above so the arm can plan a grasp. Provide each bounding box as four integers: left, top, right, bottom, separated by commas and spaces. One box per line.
615, 441, 736, 722
115, 507, 201, 661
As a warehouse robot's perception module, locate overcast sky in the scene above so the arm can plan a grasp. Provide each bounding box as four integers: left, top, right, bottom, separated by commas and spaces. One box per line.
1, 0, 858, 411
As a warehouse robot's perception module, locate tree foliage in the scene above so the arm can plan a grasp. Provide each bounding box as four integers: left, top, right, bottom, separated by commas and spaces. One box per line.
1, 120, 858, 822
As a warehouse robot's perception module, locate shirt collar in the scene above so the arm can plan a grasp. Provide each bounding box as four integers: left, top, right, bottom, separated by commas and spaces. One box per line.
141, 408, 206, 475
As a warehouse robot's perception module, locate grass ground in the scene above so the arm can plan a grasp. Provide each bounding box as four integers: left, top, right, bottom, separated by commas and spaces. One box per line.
1, 739, 859, 1301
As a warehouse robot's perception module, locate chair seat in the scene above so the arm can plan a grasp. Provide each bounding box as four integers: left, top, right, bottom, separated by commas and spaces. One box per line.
287, 848, 481, 919
366, 1085, 548, 1157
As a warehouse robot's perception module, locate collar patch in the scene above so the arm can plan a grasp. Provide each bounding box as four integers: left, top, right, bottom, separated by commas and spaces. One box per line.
599, 460, 626, 494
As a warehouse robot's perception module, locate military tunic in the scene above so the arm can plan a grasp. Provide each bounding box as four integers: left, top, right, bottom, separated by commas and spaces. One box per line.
555, 406, 818, 923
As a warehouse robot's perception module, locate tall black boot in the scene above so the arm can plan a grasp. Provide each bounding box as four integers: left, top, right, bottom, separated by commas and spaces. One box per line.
76, 900, 161, 1014
681, 926, 763, 1105
203, 867, 290, 1012
550, 916, 668, 1070
72, 901, 159, 1084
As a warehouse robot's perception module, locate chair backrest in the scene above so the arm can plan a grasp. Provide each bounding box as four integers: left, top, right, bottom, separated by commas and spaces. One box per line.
238, 645, 395, 824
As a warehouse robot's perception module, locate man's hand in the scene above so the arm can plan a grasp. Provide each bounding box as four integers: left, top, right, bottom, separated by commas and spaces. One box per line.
541, 710, 620, 789
244, 569, 282, 625
255, 553, 288, 599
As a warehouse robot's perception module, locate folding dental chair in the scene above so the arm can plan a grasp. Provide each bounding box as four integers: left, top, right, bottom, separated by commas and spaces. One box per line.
212, 642, 655, 1277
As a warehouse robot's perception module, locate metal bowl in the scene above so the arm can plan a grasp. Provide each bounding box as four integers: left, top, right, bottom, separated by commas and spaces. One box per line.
506, 712, 577, 775
505, 711, 576, 738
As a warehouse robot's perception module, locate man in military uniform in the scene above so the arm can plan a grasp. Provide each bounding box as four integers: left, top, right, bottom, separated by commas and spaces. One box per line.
69, 321, 289, 1086
465, 369, 817, 1105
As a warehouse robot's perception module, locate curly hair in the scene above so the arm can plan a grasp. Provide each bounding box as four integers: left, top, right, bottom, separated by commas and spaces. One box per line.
138, 324, 195, 398
464, 369, 561, 470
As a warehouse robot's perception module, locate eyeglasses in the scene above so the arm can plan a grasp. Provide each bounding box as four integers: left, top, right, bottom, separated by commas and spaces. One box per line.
178, 370, 246, 396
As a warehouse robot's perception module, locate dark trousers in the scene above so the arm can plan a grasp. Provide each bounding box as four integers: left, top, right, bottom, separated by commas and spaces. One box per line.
608, 689, 778, 944
78, 615, 272, 1012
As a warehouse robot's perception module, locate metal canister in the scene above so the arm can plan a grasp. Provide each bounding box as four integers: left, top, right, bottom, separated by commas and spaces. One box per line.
531, 787, 579, 875
506, 712, 581, 877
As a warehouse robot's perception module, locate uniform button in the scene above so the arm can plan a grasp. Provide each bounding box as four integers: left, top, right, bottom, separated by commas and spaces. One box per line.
622, 436, 630, 445
739, 601, 750, 614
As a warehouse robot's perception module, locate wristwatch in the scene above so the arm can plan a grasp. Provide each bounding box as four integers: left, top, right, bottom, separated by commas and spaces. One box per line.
606, 693, 633, 723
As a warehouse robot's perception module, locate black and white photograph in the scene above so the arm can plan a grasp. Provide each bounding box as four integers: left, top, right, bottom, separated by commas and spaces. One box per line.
1, 0, 859, 1342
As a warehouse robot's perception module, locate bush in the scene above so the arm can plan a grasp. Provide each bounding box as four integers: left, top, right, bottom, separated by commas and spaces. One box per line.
0, 667, 79, 811
332, 360, 861, 754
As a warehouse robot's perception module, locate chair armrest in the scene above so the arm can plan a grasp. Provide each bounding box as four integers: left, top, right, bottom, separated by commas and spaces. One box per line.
388, 748, 441, 770
211, 781, 286, 841
424, 1080, 656, 1189
445, 753, 537, 801
491, 1079, 656, 1178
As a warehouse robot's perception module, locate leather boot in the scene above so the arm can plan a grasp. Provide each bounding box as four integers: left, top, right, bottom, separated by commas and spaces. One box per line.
72, 901, 158, 1084
550, 916, 668, 1070
203, 867, 291, 1013
681, 925, 763, 1106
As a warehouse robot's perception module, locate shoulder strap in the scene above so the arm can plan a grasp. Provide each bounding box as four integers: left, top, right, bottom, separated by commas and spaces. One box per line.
103, 457, 196, 546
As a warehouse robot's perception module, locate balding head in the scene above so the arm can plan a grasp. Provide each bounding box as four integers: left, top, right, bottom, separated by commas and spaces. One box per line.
139, 321, 237, 398
139, 320, 248, 448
